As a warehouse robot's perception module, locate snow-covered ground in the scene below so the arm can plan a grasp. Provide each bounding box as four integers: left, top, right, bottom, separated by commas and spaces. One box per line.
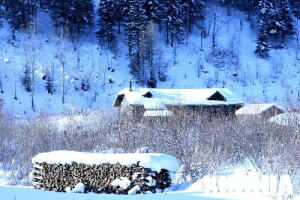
1, 167, 299, 200
0, 6, 299, 118
1, 161, 300, 200
0, 169, 10, 186
0, 186, 279, 200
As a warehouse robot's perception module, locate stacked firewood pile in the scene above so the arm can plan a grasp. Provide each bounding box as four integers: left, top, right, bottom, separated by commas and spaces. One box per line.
31, 161, 172, 194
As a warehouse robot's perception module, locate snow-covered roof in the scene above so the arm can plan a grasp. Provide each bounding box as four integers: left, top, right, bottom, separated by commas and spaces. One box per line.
32, 151, 179, 173
114, 88, 243, 107
143, 110, 173, 117
143, 99, 167, 110
235, 103, 282, 115
268, 112, 300, 127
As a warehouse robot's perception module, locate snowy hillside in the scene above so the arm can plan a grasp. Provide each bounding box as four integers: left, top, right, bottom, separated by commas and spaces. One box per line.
0, 6, 299, 118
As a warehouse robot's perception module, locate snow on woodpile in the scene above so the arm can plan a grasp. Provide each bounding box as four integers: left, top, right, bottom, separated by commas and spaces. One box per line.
268, 112, 300, 126
32, 151, 179, 172
235, 103, 281, 115
113, 88, 243, 107
31, 151, 179, 194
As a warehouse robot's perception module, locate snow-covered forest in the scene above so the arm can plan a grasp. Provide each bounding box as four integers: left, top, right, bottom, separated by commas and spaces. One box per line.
0, 0, 300, 199
0, 0, 299, 117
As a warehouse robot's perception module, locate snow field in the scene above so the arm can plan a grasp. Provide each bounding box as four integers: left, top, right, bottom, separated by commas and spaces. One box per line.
187, 166, 294, 197
0, 169, 10, 186
0, 185, 281, 200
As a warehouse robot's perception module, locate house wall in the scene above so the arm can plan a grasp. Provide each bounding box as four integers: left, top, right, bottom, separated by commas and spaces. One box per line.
118, 97, 145, 120
167, 104, 242, 119
118, 97, 242, 121
118, 96, 131, 116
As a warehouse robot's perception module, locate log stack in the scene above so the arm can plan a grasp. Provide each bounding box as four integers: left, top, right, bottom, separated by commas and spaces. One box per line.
31, 151, 178, 194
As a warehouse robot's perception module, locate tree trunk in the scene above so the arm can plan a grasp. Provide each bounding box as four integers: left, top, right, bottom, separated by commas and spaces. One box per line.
118, 21, 121, 34
275, 174, 281, 194
291, 175, 300, 195
166, 23, 169, 46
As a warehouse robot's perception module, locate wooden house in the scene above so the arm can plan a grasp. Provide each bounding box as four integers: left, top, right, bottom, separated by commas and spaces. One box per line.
113, 87, 243, 120
235, 103, 284, 121
268, 112, 300, 127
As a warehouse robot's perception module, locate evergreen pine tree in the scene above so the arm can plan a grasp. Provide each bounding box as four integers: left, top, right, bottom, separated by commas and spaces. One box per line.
181, 0, 206, 33
290, 0, 300, 18
258, 0, 294, 44
162, 0, 184, 47
220, 0, 259, 15
244, 0, 259, 19
97, 0, 116, 49
81, 77, 90, 91
114, 0, 127, 33
255, 0, 270, 57
266, 0, 280, 37
0, 1, 3, 28
144, 0, 161, 23
5, 0, 38, 36
69, 0, 94, 36
120, 0, 131, 20
23, 65, 32, 92
45, 70, 54, 94
50, 0, 70, 30
127, 0, 148, 81
50, 0, 94, 37
278, 0, 294, 38
127, 0, 137, 56
145, 21, 156, 88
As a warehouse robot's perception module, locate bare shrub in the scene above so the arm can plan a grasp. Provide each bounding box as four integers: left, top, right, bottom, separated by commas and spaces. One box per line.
232, 117, 300, 194
0, 109, 299, 190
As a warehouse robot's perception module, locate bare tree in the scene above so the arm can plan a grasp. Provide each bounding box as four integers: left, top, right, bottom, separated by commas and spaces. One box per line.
0, 41, 4, 93
60, 27, 67, 104
29, 17, 38, 111
212, 9, 217, 52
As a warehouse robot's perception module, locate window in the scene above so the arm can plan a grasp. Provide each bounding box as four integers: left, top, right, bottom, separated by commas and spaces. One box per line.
143, 91, 153, 98
207, 91, 226, 101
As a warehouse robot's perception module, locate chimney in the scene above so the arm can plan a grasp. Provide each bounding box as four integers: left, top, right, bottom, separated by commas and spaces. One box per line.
129, 81, 132, 91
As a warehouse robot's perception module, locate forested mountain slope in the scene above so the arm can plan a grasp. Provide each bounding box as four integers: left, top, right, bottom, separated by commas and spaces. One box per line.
0, 0, 299, 118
